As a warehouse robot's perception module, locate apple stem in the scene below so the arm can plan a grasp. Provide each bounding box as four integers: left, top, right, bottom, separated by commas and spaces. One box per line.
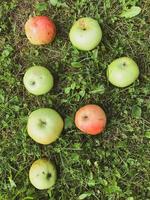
39, 119, 46, 127
79, 20, 86, 30
83, 115, 88, 120
47, 173, 51, 179
30, 81, 35, 85
123, 62, 126, 67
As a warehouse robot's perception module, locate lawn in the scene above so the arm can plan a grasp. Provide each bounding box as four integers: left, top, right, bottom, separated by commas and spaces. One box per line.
0, 0, 150, 199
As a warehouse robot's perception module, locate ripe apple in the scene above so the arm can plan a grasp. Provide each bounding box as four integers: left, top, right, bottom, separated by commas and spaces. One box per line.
25, 16, 56, 45
29, 158, 57, 190
69, 17, 102, 51
107, 57, 139, 87
23, 66, 54, 95
75, 104, 106, 135
27, 108, 64, 144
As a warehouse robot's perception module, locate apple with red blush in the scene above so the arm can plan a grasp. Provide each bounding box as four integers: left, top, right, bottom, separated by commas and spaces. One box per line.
25, 16, 56, 45
75, 104, 107, 135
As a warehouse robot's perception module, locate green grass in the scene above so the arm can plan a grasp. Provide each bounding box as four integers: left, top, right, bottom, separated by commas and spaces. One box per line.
0, 0, 150, 199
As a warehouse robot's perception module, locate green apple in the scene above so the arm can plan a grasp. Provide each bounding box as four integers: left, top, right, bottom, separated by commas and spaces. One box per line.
69, 17, 102, 51
107, 57, 139, 87
29, 158, 57, 190
27, 108, 64, 145
23, 66, 53, 95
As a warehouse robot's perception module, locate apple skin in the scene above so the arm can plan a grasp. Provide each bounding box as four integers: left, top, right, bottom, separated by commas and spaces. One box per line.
69, 17, 102, 51
27, 108, 64, 145
75, 104, 106, 135
23, 66, 54, 96
25, 16, 56, 45
29, 158, 57, 190
107, 57, 139, 88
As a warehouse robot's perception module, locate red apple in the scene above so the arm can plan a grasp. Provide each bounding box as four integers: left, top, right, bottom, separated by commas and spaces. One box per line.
75, 104, 106, 135
25, 16, 56, 45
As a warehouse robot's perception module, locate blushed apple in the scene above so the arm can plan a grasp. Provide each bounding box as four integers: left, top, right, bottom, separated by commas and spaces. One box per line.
29, 158, 57, 190
75, 104, 106, 135
25, 16, 56, 45
69, 17, 102, 51
27, 108, 64, 144
107, 57, 139, 87
23, 66, 54, 95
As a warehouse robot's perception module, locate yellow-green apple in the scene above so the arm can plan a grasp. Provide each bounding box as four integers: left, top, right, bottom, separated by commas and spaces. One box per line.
69, 17, 102, 51
25, 16, 56, 45
23, 66, 53, 95
75, 104, 106, 135
27, 108, 64, 144
29, 158, 57, 190
107, 57, 139, 87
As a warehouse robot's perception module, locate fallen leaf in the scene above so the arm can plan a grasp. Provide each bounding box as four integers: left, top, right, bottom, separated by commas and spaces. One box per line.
120, 6, 141, 19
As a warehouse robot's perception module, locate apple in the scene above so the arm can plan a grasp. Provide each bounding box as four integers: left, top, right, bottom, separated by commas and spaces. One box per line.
25, 16, 56, 45
29, 158, 57, 190
69, 17, 102, 51
23, 66, 54, 95
107, 57, 139, 87
75, 104, 106, 135
27, 108, 64, 144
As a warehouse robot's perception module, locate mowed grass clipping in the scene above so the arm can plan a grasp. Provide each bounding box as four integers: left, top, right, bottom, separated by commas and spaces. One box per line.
0, 0, 150, 200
